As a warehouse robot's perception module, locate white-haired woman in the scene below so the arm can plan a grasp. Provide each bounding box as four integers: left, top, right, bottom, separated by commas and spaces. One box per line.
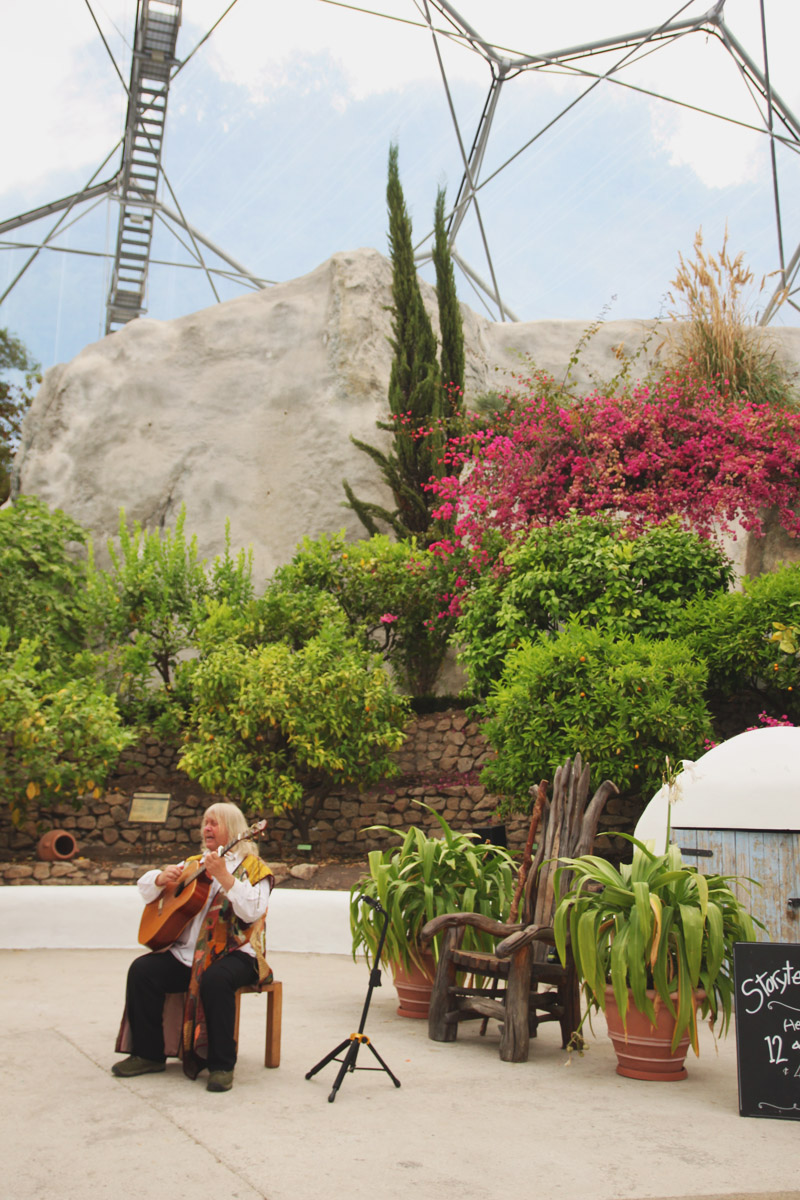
113, 802, 273, 1093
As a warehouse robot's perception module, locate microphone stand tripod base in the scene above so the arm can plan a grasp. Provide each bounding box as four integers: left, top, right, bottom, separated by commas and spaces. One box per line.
305, 899, 401, 1102
305, 1023, 401, 1103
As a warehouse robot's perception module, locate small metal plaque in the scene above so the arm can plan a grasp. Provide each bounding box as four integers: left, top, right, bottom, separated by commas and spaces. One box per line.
128, 793, 171, 823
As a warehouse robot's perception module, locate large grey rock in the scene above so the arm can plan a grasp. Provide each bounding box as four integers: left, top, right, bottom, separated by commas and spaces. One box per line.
13, 246, 800, 581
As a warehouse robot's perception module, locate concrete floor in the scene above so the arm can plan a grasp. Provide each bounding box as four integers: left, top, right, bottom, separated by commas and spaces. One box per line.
1, 887, 798, 1200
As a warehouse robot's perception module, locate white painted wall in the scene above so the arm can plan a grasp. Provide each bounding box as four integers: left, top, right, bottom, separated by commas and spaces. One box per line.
0, 885, 354, 954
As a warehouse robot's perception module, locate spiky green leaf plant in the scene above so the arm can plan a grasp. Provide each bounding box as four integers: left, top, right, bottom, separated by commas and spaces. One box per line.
350, 802, 516, 973
553, 835, 758, 1054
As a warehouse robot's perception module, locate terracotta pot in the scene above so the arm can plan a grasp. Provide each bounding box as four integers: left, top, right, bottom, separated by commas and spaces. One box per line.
37, 829, 79, 862
603, 985, 702, 1081
391, 954, 436, 1019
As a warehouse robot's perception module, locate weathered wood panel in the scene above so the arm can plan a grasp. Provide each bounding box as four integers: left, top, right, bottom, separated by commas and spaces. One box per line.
673, 828, 800, 943
775, 832, 800, 943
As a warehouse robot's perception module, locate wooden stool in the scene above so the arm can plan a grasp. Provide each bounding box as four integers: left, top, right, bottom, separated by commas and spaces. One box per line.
234, 980, 282, 1068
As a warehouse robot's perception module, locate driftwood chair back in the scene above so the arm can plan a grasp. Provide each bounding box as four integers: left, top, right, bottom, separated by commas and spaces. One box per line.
520, 753, 611, 948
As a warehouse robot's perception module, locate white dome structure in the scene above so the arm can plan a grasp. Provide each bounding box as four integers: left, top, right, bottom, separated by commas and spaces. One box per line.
636, 727, 800, 852
635, 728, 800, 943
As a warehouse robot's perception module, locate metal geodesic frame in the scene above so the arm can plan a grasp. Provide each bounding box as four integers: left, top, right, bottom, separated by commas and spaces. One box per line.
0, 0, 797, 336
413, 0, 800, 325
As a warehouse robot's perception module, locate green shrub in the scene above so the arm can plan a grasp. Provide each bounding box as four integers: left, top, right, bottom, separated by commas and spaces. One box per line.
87, 506, 253, 728
480, 624, 712, 814
194, 587, 347, 657
457, 515, 733, 693
275, 530, 456, 696
0, 495, 90, 668
0, 629, 136, 825
179, 621, 410, 843
674, 561, 800, 718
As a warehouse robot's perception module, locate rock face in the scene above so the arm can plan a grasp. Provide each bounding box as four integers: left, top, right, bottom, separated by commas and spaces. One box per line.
13, 246, 800, 581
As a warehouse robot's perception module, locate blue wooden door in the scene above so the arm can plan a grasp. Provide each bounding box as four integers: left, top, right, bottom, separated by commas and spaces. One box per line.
672, 828, 800, 943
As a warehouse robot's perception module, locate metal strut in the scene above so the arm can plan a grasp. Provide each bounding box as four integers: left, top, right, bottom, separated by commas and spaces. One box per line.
419, 0, 799, 325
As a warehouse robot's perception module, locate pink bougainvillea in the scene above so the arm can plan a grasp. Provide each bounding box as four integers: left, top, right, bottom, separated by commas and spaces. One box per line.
747, 711, 795, 729
427, 374, 800, 553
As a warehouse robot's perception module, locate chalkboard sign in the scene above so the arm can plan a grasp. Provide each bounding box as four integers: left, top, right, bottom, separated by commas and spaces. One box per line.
733, 942, 800, 1120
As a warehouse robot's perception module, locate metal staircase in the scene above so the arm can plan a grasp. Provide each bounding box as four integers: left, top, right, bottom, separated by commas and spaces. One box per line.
106, 0, 182, 333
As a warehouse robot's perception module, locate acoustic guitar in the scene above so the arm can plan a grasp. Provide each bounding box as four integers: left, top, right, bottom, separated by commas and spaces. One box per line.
138, 819, 268, 951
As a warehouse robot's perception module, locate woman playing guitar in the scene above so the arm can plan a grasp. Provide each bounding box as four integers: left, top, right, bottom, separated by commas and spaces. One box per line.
112, 802, 273, 1093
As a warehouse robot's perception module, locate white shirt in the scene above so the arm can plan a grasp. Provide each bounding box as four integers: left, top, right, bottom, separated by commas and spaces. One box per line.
138, 848, 271, 967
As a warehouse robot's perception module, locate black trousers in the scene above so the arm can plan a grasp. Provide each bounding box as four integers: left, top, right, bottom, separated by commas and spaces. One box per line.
125, 949, 258, 1072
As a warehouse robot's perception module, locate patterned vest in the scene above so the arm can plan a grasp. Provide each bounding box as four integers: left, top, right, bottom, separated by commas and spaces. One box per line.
181, 851, 274, 1078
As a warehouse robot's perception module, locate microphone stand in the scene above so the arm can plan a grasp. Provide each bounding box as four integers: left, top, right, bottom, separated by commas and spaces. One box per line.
305, 895, 402, 1102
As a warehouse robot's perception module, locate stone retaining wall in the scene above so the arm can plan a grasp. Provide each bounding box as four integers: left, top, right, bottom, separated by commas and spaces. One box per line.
0, 856, 307, 888
0, 709, 640, 884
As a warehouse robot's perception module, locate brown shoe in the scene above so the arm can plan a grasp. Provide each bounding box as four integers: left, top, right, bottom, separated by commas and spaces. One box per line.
112, 1055, 166, 1078
207, 1069, 234, 1092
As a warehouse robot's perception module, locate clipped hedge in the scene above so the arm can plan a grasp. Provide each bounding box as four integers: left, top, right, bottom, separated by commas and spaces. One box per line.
456, 515, 732, 693
674, 560, 800, 716
480, 623, 712, 814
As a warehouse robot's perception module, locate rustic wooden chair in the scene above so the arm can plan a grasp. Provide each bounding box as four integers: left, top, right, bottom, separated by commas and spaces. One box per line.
421, 754, 617, 1063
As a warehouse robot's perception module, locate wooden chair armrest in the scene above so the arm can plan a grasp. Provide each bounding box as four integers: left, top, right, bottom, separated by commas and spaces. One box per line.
495, 924, 564, 958
421, 912, 525, 944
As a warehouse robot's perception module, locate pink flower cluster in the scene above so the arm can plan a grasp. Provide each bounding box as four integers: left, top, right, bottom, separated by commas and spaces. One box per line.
427, 375, 800, 549
747, 711, 795, 730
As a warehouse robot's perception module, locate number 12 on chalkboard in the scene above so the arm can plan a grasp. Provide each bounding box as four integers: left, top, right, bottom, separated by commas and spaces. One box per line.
764, 1035, 789, 1064
734, 942, 800, 1120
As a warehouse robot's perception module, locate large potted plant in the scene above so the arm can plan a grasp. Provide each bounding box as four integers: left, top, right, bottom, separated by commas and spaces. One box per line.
553, 835, 759, 1080
350, 804, 516, 1018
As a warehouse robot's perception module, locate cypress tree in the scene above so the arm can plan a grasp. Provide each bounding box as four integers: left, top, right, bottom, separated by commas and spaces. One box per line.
433, 187, 465, 398
343, 146, 464, 543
